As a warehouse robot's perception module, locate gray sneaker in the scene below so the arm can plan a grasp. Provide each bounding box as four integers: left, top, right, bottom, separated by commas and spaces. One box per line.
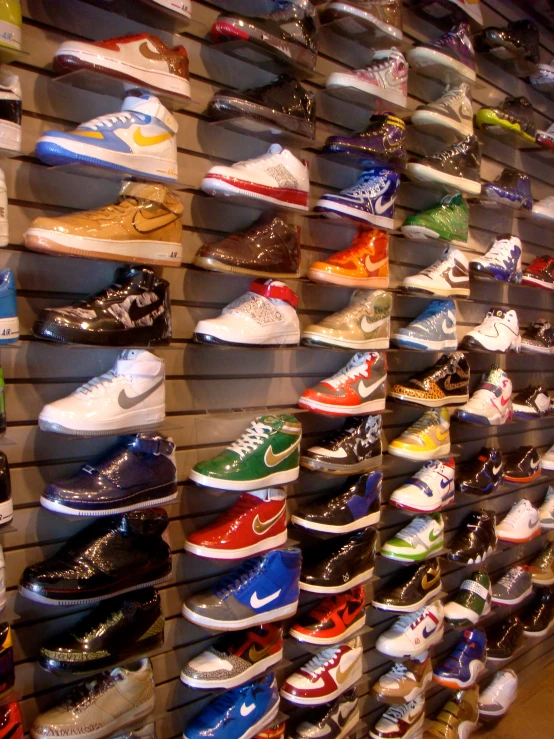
491, 565, 533, 606
539, 486, 554, 529
392, 299, 458, 351
411, 82, 474, 139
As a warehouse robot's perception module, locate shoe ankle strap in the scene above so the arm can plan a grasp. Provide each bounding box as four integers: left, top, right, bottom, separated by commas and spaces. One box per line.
133, 433, 174, 457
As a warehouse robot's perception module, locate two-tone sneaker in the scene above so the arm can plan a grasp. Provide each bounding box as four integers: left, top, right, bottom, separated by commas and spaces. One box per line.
326, 48, 408, 108
522, 255, 554, 291
530, 541, 554, 585
376, 602, 445, 658
401, 193, 469, 246
406, 22, 476, 83
388, 352, 470, 408
448, 509, 497, 565
289, 689, 360, 739
389, 459, 455, 513
371, 655, 432, 705
539, 487, 554, 530
388, 408, 451, 461
432, 629, 487, 689
512, 386, 551, 418
478, 670, 518, 717
406, 134, 481, 195
480, 167, 533, 211
401, 247, 470, 298
289, 586, 366, 645
380, 513, 444, 562
300, 529, 376, 594
469, 235, 523, 283
425, 686, 479, 739
372, 559, 442, 612
392, 299, 457, 351
411, 82, 473, 139
454, 365, 513, 426
496, 499, 541, 543
521, 319, 554, 354
461, 308, 521, 353
491, 566, 533, 606
369, 696, 425, 739
475, 96, 536, 144
308, 228, 389, 287
456, 447, 503, 495
502, 445, 541, 482
444, 571, 492, 627
300, 414, 383, 474
543, 445, 554, 471
322, 113, 406, 169
473, 18, 539, 64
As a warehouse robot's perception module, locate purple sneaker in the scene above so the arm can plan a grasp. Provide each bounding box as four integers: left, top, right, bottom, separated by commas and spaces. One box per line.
322, 113, 406, 168
407, 21, 476, 83
469, 235, 523, 283
480, 168, 533, 211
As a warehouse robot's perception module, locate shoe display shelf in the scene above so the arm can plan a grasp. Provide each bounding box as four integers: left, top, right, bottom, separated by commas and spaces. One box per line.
469, 198, 533, 219
0, 44, 27, 65
83, 0, 194, 32
477, 126, 540, 151
534, 141, 554, 160
46, 161, 195, 191
477, 49, 539, 80
320, 85, 410, 118
207, 116, 316, 149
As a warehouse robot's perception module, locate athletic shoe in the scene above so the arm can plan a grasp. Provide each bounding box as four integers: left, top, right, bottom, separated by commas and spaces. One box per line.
492, 565, 533, 606
142, 0, 191, 20
326, 48, 408, 108
0, 1, 20, 52
255, 722, 285, 739
401, 192, 469, 246
402, 247, 470, 298
387, 408, 451, 462
194, 279, 300, 347
496, 499, 541, 543
201, 143, 309, 211
300, 528, 376, 593
298, 351, 387, 416
182, 547, 301, 629
0, 547, 4, 612
531, 194, 554, 223
33, 266, 171, 346
369, 695, 424, 739
521, 589, 554, 637
24, 182, 183, 266
0, 66, 20, 154
380, 513, 444, 562
0, 455, 10, 527
189, 414, 301, 491
543, 445, 554, 470
300, 414, 382, 475
0, 703, 22, 739
461, 308, 521, 353
289, 586, 366, 645
180, 623, 283, 689
302, 289, 391, 350
448, 509, 497, 565
454, 365, 513, 426
480, 167, 533, 211
0, 270, 18, 345
486, 615, 524, 661
476, 96, 536, 143
307, 228, 389, 287
389, 459, 455, 513
392, 299, 458, 352
292, 471, 381, 534
0, 369, 6, 438
424, 686, 479, 739
521, 319, 554, 354
503, 445, 541, 482
469, 234, 523, 283
35, 94, 178, 182
537, 123, 554, 151
473, 18, 539, 64
322, 113, 406, 169
411, 82, 473, 139
388, 352, 469, 408
531, 541, 554, 585
0, 170, 7, 248
444, 571, 492, 627
406, 134, 481, 195
478, 669, 518, 717
372, 559, 442, 613
322, 0, 403, 40
53, 33, 190, 99
539, 487, 554, 530
314, 167, 401, 230
41, 433, 177, 516
289, 689, 360, 739
406, 22, 476, 83
183, 674, 280, 739
457, 447, 503, 495
376, 602, 445, 659
0, 624, 12, 696
522, 254, 554, 291
372, 654, 432, 705
433, 629, 486, 690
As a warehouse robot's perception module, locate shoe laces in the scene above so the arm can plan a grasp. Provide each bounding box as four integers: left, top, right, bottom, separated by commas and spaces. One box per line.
309, 594, 342, 621
234, 144, 283, 170
81, 110, 138, 130
502, 501, 529, 527
346, 171, 389, 199
395, 608, 427, 630
389, 661, 409, 678
326, 353, 371, 389
420, 252, 455, 278
302, 645, 342, 676
433, 139, 468, 161
61, 669, 122, 710
336, 231, 374, 261
396, 515, 433, 544
405, 412, 439, 436
435, 85, 464, 106
411, 302, 445, 327
496, 568, 522, 590
228, 421, 274, 458
214, 558, 262, 598
77, 370, 118, 397
483, 240, 515, 266
382, 704, 411, 722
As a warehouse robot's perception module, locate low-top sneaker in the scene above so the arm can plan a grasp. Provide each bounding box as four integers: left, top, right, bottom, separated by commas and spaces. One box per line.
473, 18, 539, 64
388, 352, 469, 408
461, 308, 521, 353
543, 444, 554, 470
380, 513, 444, 562
372, 559, 442, 613
530, 541, 554, 585
486, 615, 524, 661
406, 134, 481, 195
496, 499, 541, 543
512, 386, 551, 418
532, 194, 554, 222
308, 228, 389, 288
326, 48, 408, 108
289, 586, 366, 645
392, 299, 457, 352
376, 602, 445, 659
289, 689, 360, 739
369, 695, 425, 739
389, 458, 455, 513
521, 319, 554, 354
492, 565, 533, 606
521, 588, 554, 637
480, 167, 533, 211
539, 487, 554, 530
448, 509, 497, 565
502, 445, 541, 482
411, 82, 473, 139
401, 247, 470, 298
469, 235, 523, 283
406, 22, 476, 84
388, 408, 451, 462
454, 365, 513, 426
456, 447, 503, 495
444, 571, 492, 627
478, 669, 518, 717
522, 254, 554, 291
432, 629, 487, 690
401, 192, 469, 246
371, 654, 432, 705
475, 95, 536, 144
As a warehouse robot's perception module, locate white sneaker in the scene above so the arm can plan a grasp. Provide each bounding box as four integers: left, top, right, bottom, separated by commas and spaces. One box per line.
455, 365, 512, 426
0, 545, 5, 612
478, 669, 518, 717
194, 279, 300, 346
389, 458, 455, 513
38, 350, 165, 437
326, 48, 408, 108
542, 445, 554, 471
376, 602, 445, 659
538, 487, 554, 529
496, 499, 541, 544
532, 195, 554, 223
411, 82, 474, 139
462, 308, 521, 353
469, 235, 523, 283
0, 169, 7, 247
402, 246, 470, 298
0, 67, 20, 154
369, 695, 425, 739
201, 144, 310, 211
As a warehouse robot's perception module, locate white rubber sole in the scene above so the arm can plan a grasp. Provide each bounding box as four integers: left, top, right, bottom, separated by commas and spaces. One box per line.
301, 331, 389, 350
433, 659, 486, 689
180, 649, 282, 689
387, 443, 451, 461
298, 395, 386, 416
30, 699, 155, 739
201, 176, 309, 212
308, 268, 389, 288
532, 574, 554, 586
392, 335, 458, 351
289, 613, 366, 645
0, 315, 19, 343
449, 544, 496, 566
0, 498, 13, 525
370, 715, 424, 739
373, 585, 442, 613
40, 491, 178, 516
326, 74, 407, 107
377, 626, 444, 659
458, 720, 479, 739
401, 225, 467, 248
184, 530, 288, 559
184, 702, 279, 739
531, 207, 554, 222
407, 162, 481, 195
524, 619, 554, 638
407, 47, 477, 83
195, 319, 300, 346
380, 542, 444, 563
541, 459, 554, 470
411, 109, 473, 138
182, 601, 298, 630
291, 511, 380, 534
327, 1, 402, 40
0, 121, 20, 153
522, 275, 554, 290
389, 391, 468, 407
317, 199, 394, 229
39, 406, 165, 437
492, 585, 533, 606
390, 493, 454, 512
299, 566, 374, 594
189, 467, 299, 491
280, 663, 362, 705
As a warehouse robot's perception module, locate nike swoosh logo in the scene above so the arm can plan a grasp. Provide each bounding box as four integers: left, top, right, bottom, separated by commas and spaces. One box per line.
250, 590, 281, 609
444, 377, 468, 390
249, 637, 280, 662
240, 703, 256, 717
360, 316, 389, 333
341, 606, 361, 626
374, 196, 391, 215
439, 476, 451, 489
492, 464, 502, 474
448, 274, 470, 283
133, 129, 173, 147
530, 517, 539, 527
133, 210, 178, 234
336, 659, 358, 684
500, 397, 511, 406
139, 42, 173, 62
118, 377, 164, 409
357, 377, 384, 399
436, 429, 449, 442
429, 529, 442, 542
252, 505, 286, 535
128, 296, 165, 322
264, 438, 300, 467
530, 459, 540, 469
422, 572, 440, 589
441, 319, 456, 334
422, 625, 436, 638
365, 256, 388, 272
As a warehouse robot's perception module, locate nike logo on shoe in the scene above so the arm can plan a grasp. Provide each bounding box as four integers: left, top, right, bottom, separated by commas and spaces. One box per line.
240, 703, 256, 717
118, 378, 164, 409
357, 377, 384, 399
264, 438, 300, 467
364, 256, 388, 272
492, 464, 502, 474
422, 625, 436, 638
441, 319, 456, 334
250, 590, 281, 609
133, 129, 173, 146
252, 505, 286, 535
360, 316, 389, 332
374, 196, 392, 214
128, 296, 165, 322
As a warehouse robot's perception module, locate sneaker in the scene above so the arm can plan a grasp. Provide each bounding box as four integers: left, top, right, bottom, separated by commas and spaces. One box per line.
0, 624, 12, 696
326, 48, 408, 107
392, 299, 458, 351
389, 459, 455, 513
496, 499, 541, 543
185, 489, 287, 560
480, 167, 533, 210
369, 696, 424, 739
433, 629, 486, 690
531, 194, 554, 223
33, 266, 171, 346
35, 94, 178, 182
0, 67, 20, 153
194, 279, 300, 346
486, 615, 524, 661
322, 113, 406, 169
30, 660, 155, 739
180, 623, 283, 689
424, 686, 479, 739
522, 254, 554, 291
372, 559, 442, 612
401, 247, 470, 298
521, 318, 554, 354
38, 350, 165, 437
444, 571, 492, 627
461, 308, 521, 353
476, 96, 536, 143
469, 234, 523, 283
300, 414, 383, 474
0, 270, 18, 345
302, 289, 392, 350
314, 167, 401, 229
145, 0, 191, 20
280, 639, 363, 705
53, 33, 190, 99
322, 0, 403, 39
380, 513, 444, 562
539, 487, 554, 529
389, 352, 470, 408
256, 723, 285, 739
454, 365, 513, 426
407, 134, 481, 195
298, 351, 387, 416
0, 0, 20, 52
0, 456, 10, 528
502, 445, 541, 482
24, 182, 183, 266
407, 22, 475, 83
194, 213, 300, 278
521, 589, 554, 637
300, 528, 377, 593
189, 414, 301, 490
531, 541, 554, 585
401, 193, 469, 246
376, 603, 445, 659
543, 445, 554, 471
201, 143, 309, 211
473, 18, 539, 64
289, 689, 360, 739
478, 669, 518, 717
492, 565, 533, 605
371, 655, 432, 705
0, 369, 4, 438
537, 123, 554, 151
182, 547, 301, 629
289, 586, 366, 645
0, 703, 22, 739
447, 509, 497, 565
292, 471, 381, 534
411, 82, 473, 139
456, 447, 503, 495
308, 228, 389, 287
387, 408, 451, 462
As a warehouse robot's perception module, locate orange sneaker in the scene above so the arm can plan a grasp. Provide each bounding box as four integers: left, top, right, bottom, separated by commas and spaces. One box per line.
307, 228, 389, 287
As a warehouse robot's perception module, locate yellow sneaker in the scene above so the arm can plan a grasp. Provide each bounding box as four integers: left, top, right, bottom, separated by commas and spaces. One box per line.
424, 685, 479, 738
0, 0, 21, 52
388, 408, 450, 461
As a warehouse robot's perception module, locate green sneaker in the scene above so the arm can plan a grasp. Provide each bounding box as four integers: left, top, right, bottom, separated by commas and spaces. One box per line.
189, 414, 301, 490
381, 513, 444, 562
443, 571, 492, 627
0, 1, 21, 52
401, 193, 468, 246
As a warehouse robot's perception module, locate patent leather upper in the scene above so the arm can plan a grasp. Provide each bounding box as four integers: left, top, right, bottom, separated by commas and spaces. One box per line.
448, 510, 496, 562
374, 559, 441, 608
457, 447, 503, 494
301, 529, 376, 588
486, 615, 524, 658
503, 445, 541, 480
521, 589, 554, 633
294, 472, 381, 527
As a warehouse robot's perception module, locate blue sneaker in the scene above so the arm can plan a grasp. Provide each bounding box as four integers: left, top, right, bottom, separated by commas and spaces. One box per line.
432, 628, 487, 689
481, 168, 533, 211
182, 547, 301, 629
470, 235, 523, 283
183, 674, 280, 739
392, 299, 458, 351
0, 269, 18, 344
314, 167, 400, 229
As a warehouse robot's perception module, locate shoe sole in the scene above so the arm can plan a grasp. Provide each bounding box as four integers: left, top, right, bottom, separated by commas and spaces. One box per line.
454, 409, 512, 426
184, 701, 279, 739
402, 284, 470, 298
201, 174, 309, 212
315, 199, 394, 230
391, 336, 458, 351
194, 331, 300, 347
194, 255, 300, 279
388, 494, 454, 513
524, 620, 554, 638
372, 585, 442, 613
289, 613, 365, 645
502, 471, 541, 483
476, 110, 536, 143
184, 530, 288, 559
521, 275, 554, 290
280, 664, 362, 705
380, 542, 444, 562
411, 109, 473, 139
407, 162, 481, 195
301, 333, 390, 350
189, 467, 299, 491
448, 544, 496, 565
182, 601, 298, 630
33, 320, 170, 347
307, 267, 389, 288
298, 396, 386, 416
387, 444, 451, 462
432, 659, 486, 690
299, 566, 374, 594
291, 511, 380, 534
377, 625, 444, 659
0, 498, 13, 526
461, 335, 521, 353
39, 408, 165, 437
497, 530, 542, 544
180, 649, 283, 690
492, 585, 533, 606
406, 47, 477, 83
40, 486, 178, 516
388, 390, 469, 407
326, 74, 407, 108
401, 225, 468, 247
300, 454, 383, 475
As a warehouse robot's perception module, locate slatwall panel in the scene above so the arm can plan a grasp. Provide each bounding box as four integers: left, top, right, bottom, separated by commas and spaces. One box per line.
3, 0, 554, 736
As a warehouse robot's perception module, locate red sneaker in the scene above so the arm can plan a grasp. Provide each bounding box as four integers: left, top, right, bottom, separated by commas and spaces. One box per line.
522, 255, 554, 291
289, 586, 366, 645
185, 490, 287, 559
254, 722, 285, 739
0, 703, 23, 739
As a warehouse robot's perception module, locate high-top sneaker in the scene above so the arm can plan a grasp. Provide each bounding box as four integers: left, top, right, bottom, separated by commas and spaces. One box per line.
326, 48, 408, 108
389, 458, 455, 512
481, 167, 533, 210
323, 113, 406, 168
522, 255, 554, 291
432, 629, 487, 689
300, 414, 383, 474
456, 447, 503, 495
461, 308, 521, 353
308, 228, 389, 287
444, 571, 492, 627
407, 134, 481, 195
0, 66, 20, 154
521, 318, 554, 354
474, 19, 540, 64
476, 96, 536, 143
411, 82, 473, 140
455, 365, 512, 426
402, 246, 470, 298
388, 408, 451, 461
392, 299, 458, 351
469, 235, 522, 283
407, 21, 476, 83
369, 696, 424, 739
425, 686, 479, 739
389, 351, 470, 407
402, 192, 469, 245
479, 670, 518, 717
321, 0, 403, 41
288, 690, 360, 739
448, 509, 497, 565
371, 654, 432, 704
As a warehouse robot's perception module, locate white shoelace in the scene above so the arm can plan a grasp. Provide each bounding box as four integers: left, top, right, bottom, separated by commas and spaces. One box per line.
482, 240, 514, 266
81, 111, 136, 130
396, 516, 433, 544
502, 502, 530, 528
77, 371, 117, 397
303, 646, 341, 676
326, 353, 371, 389
228, 421, 273, 458
496, 568, 522, 590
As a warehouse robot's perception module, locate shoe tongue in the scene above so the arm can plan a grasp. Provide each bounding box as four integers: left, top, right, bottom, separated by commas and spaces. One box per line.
122, 94, 178, 132
258, 414, 281, 428
267, 143, 284, 156
119, 508, 168, 536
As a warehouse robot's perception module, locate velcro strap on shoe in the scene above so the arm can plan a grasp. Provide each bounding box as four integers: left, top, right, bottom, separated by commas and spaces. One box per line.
133, 433, 174, 457
461, 579, 489, 600
250, 278, 299, 307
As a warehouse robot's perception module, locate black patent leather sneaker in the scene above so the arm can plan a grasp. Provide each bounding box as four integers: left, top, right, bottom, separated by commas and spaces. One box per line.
300, 415, 382, 474
407, 134, 481, 195
0, 624, 13, 698
502, 445, 541, 483
512, 386, 551, 419
486, 615, 524, 660
0, 453, 11, 526
473, 19, 540, 64
456, 447, 503, 495
389, 352, 470, 407
373, 559, 442, 613
39, 588, 164, 674
322, 113, 406, 169
448, 509, 497, 564
41, 433, 178, 516
521, 588, 554, 637
19, 508, 172, 605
